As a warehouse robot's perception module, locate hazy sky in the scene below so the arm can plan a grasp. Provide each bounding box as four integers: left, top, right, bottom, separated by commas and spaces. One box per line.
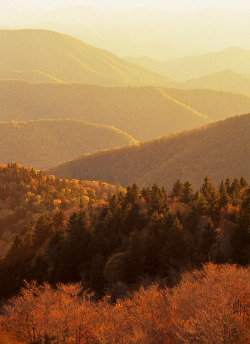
2, 0, 250, 11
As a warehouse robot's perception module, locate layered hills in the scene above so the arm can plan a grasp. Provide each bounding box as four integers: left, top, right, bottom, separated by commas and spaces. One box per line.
2, 80, 250, 141
47, 114, 250, 188
2, 7, 250, 60
125, 47, 250, 82
179, 70, 250, 96
0, 29, 172, 86
0, 119, 137, 169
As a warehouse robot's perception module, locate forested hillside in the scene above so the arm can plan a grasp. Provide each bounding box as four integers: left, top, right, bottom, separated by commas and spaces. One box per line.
0, 119, 137, 169
1, 5, 250, 344
0, 163, 120, 257
47, 114, 250, 188
0, 165, 249, 302
1, 80, 250, 141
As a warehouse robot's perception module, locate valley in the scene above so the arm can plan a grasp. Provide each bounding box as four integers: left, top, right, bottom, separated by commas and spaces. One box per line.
0, 6, 249, 342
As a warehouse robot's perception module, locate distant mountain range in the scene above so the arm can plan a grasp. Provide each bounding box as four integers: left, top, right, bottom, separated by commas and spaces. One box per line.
2, 81, 250, 141
125, 47, 250, 82
1, 7, 250, 60
47, 114, 250, 188
0, 29, 172, 86
177, 70, 250, 95
0, 119, 137, 169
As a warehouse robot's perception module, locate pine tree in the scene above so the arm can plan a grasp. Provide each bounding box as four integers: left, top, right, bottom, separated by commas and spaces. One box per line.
200, 177, 218, 214
240, 177, 248, 189
88, 253, 105, 294
126, 183, 140, 204
180, 181, 194, 204
219, 180, 230, 208
230, 178, 241, 203
149, 184, 169, 215
63, 211, 90, 282
200, 217, 218, 261
144, 212, 162, 275
124, 230, 143, 283
230, 210, 250, 265
32, 215, 52, 250
160, 217, 186, 274
171, 179, 183, 198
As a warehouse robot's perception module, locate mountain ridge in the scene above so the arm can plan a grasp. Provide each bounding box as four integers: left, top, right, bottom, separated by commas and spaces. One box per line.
0, 118, 137, 169
0, 29, 173, 86
124, 46, 250, 82
2, 80, 250, 141
178, 69, 250, 95
46, 114, 250, 188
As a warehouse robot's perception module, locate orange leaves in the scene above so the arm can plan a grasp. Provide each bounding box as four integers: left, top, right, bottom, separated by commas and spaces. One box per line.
1, 264, 249, 343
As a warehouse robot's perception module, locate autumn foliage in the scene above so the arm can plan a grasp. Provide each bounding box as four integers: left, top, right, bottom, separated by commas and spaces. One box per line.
0, 264, 249, 344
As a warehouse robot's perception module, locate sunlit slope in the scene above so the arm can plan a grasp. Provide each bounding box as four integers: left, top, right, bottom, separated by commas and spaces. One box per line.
164, 88, 250, 121
1, 81, 250, 140
0, 29, 173, 86
125, 47, 250, 82
47, 114, 250, 188
0, 81, 207, 141
179, 70, 250, 96
0, 68, 63, 83
0, 119, 137, 169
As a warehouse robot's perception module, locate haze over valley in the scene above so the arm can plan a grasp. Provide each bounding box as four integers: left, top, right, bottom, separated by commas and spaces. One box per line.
0, 2, 249, 343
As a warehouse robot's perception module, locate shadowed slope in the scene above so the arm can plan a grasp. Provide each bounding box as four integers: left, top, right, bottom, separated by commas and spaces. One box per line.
47, 114, 250, 188
0, 119, 137, 169
0, 29, 172, 86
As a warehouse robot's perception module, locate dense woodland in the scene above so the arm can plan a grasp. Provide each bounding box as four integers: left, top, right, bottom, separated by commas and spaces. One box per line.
0, 163, 120, 256
0, 165, 249, 342
0, 164, 249, 301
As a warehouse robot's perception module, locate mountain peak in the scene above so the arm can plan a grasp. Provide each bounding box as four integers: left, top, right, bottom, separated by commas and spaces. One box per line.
0, 29, 172, 86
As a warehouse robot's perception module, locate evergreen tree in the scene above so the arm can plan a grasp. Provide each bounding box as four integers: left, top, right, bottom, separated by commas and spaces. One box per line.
52, 210, 65, 233
219, 180, 230, 208
144, 212, 163, 276
225, 178, 231, 194
230, 178, 241, 203
149, 184, 169, 215
200, 177, 218, 214
160, 217, 186, 274
240, 177, 248, 189
88, 253, 105, 294
231, 210, 250, 265
126, 183, 140, 204
32, 215, 53, 250
124, 230, 143, 283
62, 211, 90, 282
171, 179, 183, 198
180, 181, 194, 204
200, 217, 218, 260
